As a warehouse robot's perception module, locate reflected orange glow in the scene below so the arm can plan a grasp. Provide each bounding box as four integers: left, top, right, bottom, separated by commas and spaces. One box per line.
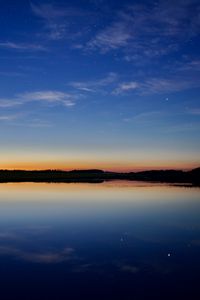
0, 181, 199, 204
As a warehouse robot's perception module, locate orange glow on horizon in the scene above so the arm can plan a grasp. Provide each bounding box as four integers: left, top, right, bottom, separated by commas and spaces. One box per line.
0, 159, 198, 172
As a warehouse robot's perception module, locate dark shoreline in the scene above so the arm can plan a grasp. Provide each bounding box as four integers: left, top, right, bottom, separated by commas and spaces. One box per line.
0, 168, 199, 186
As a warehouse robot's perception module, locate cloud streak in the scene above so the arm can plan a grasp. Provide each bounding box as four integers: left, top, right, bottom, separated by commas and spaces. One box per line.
140, 77, 200, 94
85, 0, 200, 59
20, 91, 75, 106
0, 91, 76, 108
0, 114, 19, 121
87, 22, 132, 53
0, 41, 46, 51
113, 81, 139, 95
31, 2, 68, 40
31, 2, 86, 41
70, 69, 200, 97
70, 72, 118, 93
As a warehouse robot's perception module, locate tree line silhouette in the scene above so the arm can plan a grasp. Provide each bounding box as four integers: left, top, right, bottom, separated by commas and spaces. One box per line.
0, 167, 199, 185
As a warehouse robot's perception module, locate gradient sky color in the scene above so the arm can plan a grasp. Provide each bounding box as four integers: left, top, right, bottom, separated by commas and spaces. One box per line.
0, 0, 200, 171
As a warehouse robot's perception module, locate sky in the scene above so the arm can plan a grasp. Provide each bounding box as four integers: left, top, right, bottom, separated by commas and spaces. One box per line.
0, 0, 200, 171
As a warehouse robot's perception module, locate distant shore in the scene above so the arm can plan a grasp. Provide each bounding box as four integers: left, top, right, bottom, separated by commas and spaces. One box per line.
0, 168, 199, 186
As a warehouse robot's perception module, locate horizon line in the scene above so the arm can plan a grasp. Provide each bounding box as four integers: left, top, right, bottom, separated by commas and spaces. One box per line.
0, 166, 199, 173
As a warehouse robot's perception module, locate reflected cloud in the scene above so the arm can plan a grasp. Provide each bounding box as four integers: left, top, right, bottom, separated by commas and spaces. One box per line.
72, 263, 93, 273
191, 240, 200, 246
0, 245, 74, 264
22, 247, 74, 263
0, 226, 52, 241
120, 264, 139, 274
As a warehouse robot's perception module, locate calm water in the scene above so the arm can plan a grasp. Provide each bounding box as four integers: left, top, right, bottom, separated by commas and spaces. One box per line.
0, 181, 199, 300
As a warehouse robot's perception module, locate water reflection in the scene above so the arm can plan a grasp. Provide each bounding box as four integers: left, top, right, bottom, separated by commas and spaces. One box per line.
0, 182, 199, 299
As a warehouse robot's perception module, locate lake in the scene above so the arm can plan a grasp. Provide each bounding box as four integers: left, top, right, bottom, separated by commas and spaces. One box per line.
0, 181, 199, 300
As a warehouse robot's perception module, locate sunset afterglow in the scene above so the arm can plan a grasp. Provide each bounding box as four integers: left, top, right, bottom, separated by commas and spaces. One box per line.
0, 0, 199, 171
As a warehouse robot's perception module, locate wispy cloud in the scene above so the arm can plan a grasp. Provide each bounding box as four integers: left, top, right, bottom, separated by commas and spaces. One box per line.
114, 58, 200, 95
0, 99, 23, 108
0, 113, 52, 128
133, 111, 163, 122
87, 22, 132, 53
86, 0, 200, 59
12, 118, 53, 128
178, 59, 200, 72
165, 122, 200, 133
27, 118, 53, 128
20, 91, 75, 106
70, 69, 200, 97
113, 81, 139, 95
31, 2, 67, 40
0, 90, 76, 108
122, 111, 164, 124
0, 114, 19, 121
116, 76, 200, 96
31, 2, 69, 19
70, 72, 118, 93
0, 41, 46, 51
29, 1, 200, 65
187, 108, 200, 116
140, 77, 200, 94
31, 2, 85, 40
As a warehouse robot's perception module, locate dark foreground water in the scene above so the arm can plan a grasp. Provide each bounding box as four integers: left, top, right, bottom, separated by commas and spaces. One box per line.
0, 181, 199, 300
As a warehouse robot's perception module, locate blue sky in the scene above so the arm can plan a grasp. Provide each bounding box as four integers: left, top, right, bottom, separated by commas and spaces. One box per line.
0, 0, 200, 170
